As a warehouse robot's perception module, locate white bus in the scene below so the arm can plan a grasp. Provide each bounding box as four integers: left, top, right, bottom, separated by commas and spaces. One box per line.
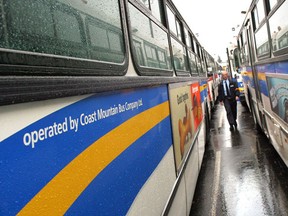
236, 0, 288, 166
0, 0, 220, 215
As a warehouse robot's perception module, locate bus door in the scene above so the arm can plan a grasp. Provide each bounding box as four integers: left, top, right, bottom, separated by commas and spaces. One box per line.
246, 21, 267, 133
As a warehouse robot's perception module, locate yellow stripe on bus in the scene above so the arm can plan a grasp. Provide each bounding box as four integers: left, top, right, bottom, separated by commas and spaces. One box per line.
258, 72, 266, 81
18, 101, 170, 216
200, 84, 207, 92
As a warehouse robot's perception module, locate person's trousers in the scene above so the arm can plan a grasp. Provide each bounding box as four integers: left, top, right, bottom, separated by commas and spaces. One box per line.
223, 98, 237, 125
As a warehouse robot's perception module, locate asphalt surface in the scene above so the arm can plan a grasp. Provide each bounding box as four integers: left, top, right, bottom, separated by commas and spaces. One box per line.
190, 102, 288, 216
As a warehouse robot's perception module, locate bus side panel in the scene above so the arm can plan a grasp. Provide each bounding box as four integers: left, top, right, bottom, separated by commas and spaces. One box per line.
0, 85, 174, 215
167, 81, 205, 215
197, 122, 206, 168
167, 178, 187, 216
184, 139, 199, 214
126, 147, 176, 216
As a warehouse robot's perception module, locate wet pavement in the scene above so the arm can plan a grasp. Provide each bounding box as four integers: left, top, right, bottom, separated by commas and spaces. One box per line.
190, 102, 288, 216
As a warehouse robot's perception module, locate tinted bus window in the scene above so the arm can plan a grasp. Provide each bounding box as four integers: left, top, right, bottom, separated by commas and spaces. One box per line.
184, 28, 192, 48
193, 39, 197, 54
150, 0, 163, 23
171, 37, 188, 71
268, 0, 278, 11
269, 0, 288, 52
188, 51, 198, 75
176, 19, 182, 41
252, 7, 259, 30
2, 0, 125, 63
255, 23, 270, 56
139, 0, 163, 24
195, 56, 202, 74
167, 6, 177, 35
129, 4, 172, 70
191, 36, 196, 53
257, 0, 266, 23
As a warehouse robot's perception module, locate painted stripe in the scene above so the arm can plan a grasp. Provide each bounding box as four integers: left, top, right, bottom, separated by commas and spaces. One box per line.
18, 101, 170, 216
67, 117, 172, 215
258, 72, 266, 81
210, 151, 221, 216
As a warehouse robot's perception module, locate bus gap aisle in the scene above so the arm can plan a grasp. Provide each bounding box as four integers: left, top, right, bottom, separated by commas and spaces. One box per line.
190, 102, 288, 216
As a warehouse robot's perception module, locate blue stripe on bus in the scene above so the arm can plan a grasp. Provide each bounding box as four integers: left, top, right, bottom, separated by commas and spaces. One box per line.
0, 85, 168, 215
255, 65, 269, 97
65, 117, 172, 215
241, 61, 288, 96
259, 79, 269, 96
275, 61, 288, 74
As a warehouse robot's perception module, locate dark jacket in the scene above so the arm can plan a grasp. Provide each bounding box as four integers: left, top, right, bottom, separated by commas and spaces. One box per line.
218, 79, 240, 102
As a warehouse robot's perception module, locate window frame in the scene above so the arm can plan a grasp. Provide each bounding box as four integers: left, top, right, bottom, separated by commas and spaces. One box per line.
254, 22, 271, 59
126, 0, 173, 76
0, 0, 129, 76
267, 0, 288, 56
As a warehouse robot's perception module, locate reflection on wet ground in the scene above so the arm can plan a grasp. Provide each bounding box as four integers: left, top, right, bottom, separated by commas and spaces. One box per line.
190, 102, 288, 216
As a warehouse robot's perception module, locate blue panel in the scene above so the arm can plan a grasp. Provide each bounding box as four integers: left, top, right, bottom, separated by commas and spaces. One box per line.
275, 61, 288, 74
65, 117, 172, 216
0, 85, 169, 215
259, 79, 269, 96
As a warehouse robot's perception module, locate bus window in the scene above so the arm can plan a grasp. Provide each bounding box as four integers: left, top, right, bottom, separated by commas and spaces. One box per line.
167, 6, 182, 42
87, 18, 124, 63
255, 23, 270, 57
191, 36, 196, 53
139, 0, 150, 8
150, 0, 164, 23
269, 0, 288, 53
233, 48, 240, 69
195, 56, 202, 74
196, 43, 200, 58
0, 0, 127, 75
252, 7, 258, 31
139, 0, 164, 24
128, 3, 172, 72
184, 27, 192, 48
188, 51, 198, 76
241, 30, 249, 63
256, 0, 266, 24
175, 19, 183, 41
167, 6, 177, 36
3, 0, 125, 63
268, 0, 278, 12
171, 37, 188, 72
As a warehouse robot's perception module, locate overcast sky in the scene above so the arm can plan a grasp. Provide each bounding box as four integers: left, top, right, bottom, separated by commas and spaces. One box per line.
172, 0, 251, 62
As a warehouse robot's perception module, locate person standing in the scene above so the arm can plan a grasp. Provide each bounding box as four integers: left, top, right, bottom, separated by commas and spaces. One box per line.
218, 71, 240, 130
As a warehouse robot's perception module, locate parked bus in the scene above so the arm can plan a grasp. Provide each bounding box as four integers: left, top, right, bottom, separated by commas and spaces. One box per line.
226, 44, 246, 105
0, 0, 220, 215
235, 0, 288, 166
